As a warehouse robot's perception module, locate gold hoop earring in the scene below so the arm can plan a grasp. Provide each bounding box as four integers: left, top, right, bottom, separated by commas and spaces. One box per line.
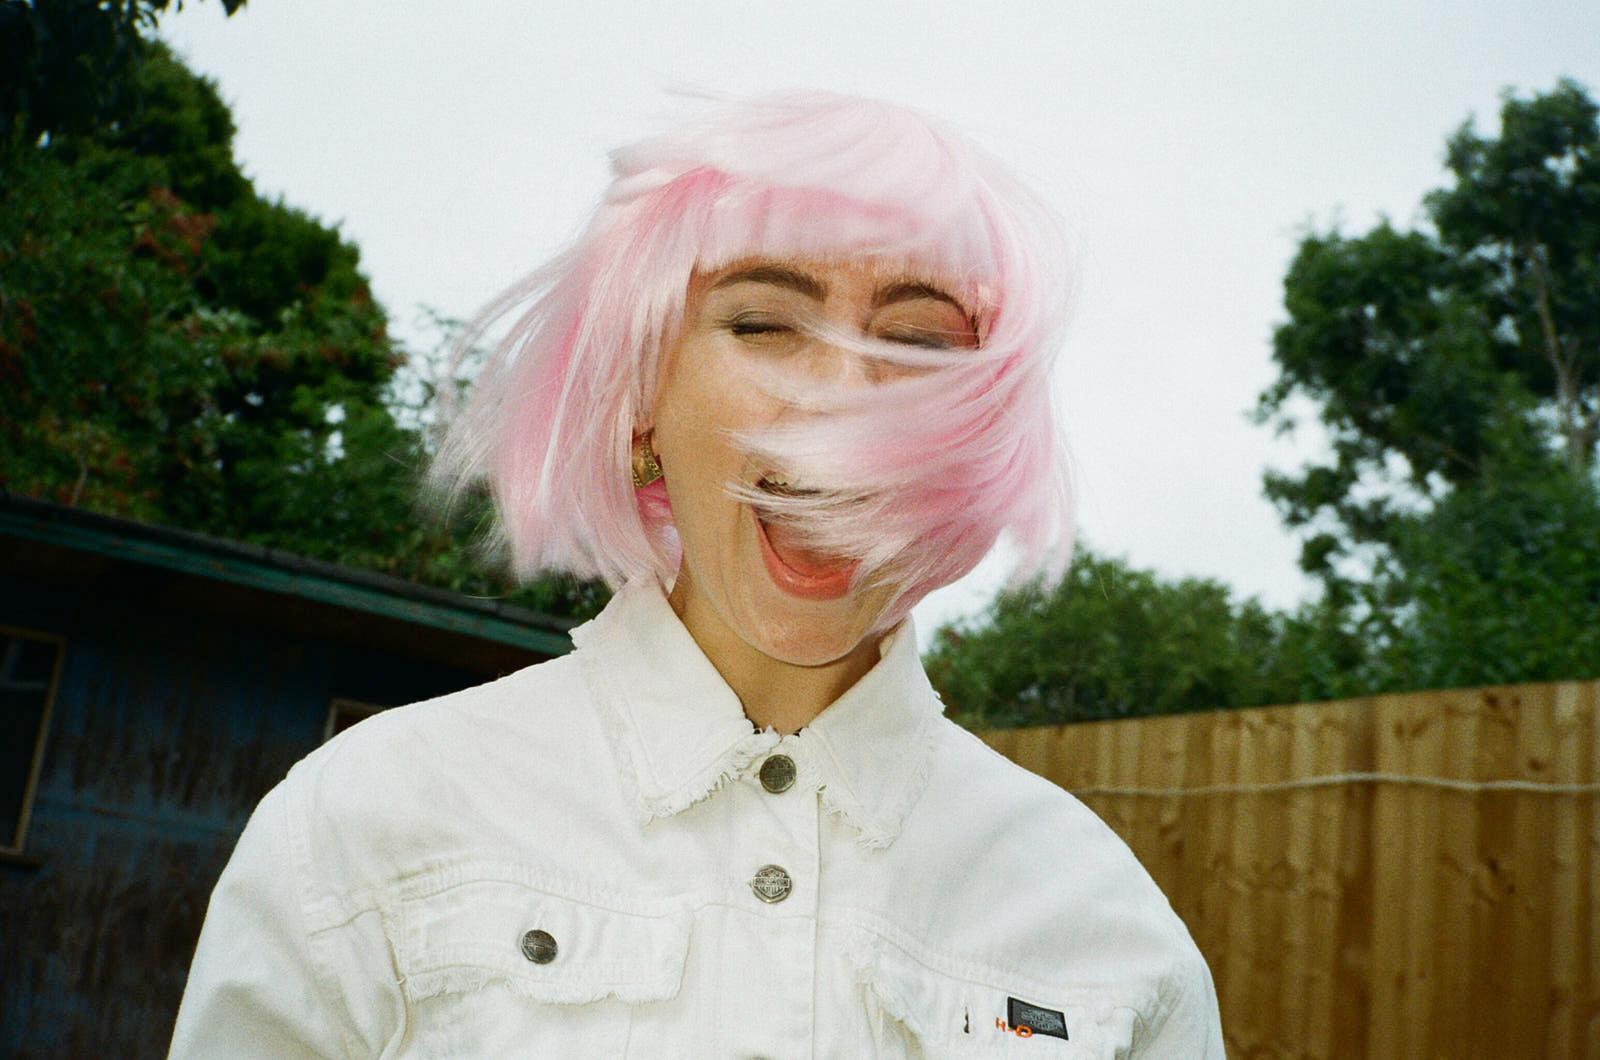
631, 434, 663, 488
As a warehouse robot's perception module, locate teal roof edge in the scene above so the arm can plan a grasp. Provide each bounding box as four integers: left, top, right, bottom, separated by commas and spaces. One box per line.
0, 497, 573, 658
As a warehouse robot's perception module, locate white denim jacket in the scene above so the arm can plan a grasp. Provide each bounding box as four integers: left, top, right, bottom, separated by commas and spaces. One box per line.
170, 580, 1224, 1058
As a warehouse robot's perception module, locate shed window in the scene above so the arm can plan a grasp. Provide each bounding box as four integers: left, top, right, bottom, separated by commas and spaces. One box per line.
1, 627, 64, 854
323, 698, 388, 743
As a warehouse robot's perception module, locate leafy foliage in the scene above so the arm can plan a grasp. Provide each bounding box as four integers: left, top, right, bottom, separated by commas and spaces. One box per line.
1381, 465, 1600, 690
1, 30, 607, 620
1259, 81, 1599, 586
1, 0, 245, 147
1429, 80, 1600, 470
4, 45, 397, 538
924, 549, 1306, 727
1252, 79, 1600, 696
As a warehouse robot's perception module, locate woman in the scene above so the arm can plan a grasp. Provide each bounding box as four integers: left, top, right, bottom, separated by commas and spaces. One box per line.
171, 91, 1224, 1057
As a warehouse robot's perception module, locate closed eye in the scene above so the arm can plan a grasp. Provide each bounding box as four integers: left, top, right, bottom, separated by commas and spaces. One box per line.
877, 325, 975, 350
730, 320, 792, 336
723, 312, 801, 345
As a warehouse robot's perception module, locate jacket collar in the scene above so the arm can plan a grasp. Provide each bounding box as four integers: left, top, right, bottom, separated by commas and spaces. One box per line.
570, 580, 941, 849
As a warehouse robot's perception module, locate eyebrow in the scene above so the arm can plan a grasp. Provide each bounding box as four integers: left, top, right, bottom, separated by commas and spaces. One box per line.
710, 267, 968, 317
709, 266, 826, 301
872, 280, 967, 315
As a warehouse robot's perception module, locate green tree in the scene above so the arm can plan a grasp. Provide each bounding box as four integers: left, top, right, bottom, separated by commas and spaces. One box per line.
1428, 80, 1600, 472
2, 28, 607, 620
3, 44, 399, 546
1257, 79, 1600, 691
924, 549, 1304, 728
1, 0, 244, 147
1381, 464, 1600, 690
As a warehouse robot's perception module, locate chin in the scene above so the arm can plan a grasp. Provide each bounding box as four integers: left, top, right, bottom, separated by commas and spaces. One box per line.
739, 594, 889, 669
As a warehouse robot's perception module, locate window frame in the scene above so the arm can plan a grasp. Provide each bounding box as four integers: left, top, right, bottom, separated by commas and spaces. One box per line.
1, 623, 66, 859
322, 697, 388, 743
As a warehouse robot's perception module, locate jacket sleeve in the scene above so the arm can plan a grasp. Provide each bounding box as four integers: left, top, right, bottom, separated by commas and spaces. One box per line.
1136, 945, 1227, 1059
168, 782, 354, 1059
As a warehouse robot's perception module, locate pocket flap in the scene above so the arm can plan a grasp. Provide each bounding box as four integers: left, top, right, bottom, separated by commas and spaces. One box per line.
394, 865, 690, 1006
849, 928, 1137, 1057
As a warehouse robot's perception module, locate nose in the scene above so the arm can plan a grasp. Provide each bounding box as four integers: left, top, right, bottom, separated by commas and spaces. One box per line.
806, 340, 904, 388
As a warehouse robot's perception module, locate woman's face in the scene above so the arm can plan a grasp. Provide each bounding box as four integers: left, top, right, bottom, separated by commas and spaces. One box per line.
650, 257, 976, 672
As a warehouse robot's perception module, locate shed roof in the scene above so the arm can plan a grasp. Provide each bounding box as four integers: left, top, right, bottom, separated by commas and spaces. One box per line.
0, 494, 573, 672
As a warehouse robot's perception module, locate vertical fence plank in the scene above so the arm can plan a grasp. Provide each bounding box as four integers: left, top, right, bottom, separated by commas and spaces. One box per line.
1548, 682, 1584, 1059
1585, 682, 1600, 1060
1406, 690, 1447, 1058
1368, 694, 1409, 1058
1299, 705, 1339, 1057
1330, 697, 1375, 1060
1259, 706, 1299, 1055
1222, 708, 1263, 1056
1429, 690, 1480, 1056
1476, 686, 1523, 1055
1281, 704, 1320, 1055
1510, 687, 1557, 1056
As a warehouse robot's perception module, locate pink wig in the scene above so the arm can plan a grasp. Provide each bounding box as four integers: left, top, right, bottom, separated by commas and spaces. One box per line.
430, 90, 1074, 624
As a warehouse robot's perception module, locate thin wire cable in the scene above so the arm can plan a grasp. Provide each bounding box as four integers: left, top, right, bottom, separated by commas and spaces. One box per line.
1068, 771, 1600, 798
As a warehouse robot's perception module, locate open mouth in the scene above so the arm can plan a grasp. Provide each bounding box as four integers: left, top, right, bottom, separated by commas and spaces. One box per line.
752, 473, 858, 600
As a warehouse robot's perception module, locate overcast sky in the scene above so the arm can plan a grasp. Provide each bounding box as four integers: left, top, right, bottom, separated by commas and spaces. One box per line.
160, 0, 1598, 640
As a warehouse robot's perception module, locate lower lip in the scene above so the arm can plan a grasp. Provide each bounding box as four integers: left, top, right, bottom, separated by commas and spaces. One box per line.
754, 511, 857, 601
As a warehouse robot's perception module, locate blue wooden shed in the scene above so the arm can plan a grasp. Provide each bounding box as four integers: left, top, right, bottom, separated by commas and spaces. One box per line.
0, 494, 572, 1057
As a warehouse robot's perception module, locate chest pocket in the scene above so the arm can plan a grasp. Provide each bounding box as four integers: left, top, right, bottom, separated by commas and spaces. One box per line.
390, 869, 691, 1058
849, 931, 1141, 1060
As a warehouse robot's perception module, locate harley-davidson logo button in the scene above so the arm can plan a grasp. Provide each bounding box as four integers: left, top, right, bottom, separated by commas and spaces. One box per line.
750, 864, 793, 903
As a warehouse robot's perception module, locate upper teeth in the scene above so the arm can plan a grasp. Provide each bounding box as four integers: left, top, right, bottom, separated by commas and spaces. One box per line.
764, 471, 792, 487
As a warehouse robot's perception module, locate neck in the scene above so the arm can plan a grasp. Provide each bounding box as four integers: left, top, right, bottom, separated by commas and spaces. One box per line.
667, 578, 885, 734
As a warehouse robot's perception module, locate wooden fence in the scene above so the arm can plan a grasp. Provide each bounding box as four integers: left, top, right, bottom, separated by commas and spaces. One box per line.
978, 680, 1600, 1059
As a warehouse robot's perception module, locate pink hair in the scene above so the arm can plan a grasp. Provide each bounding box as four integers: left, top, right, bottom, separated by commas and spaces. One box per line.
430, 90, 1074, 624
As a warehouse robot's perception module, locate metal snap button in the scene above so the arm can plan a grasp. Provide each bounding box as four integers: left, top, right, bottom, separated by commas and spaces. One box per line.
758, 754, 796, 794
520, 928, 557, 964
750, 864, 793, 903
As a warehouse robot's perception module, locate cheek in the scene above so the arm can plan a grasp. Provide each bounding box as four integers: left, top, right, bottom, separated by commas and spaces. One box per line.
656, 367, 779, 473
651, 385, 748, 533
655, 397, 736, 488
